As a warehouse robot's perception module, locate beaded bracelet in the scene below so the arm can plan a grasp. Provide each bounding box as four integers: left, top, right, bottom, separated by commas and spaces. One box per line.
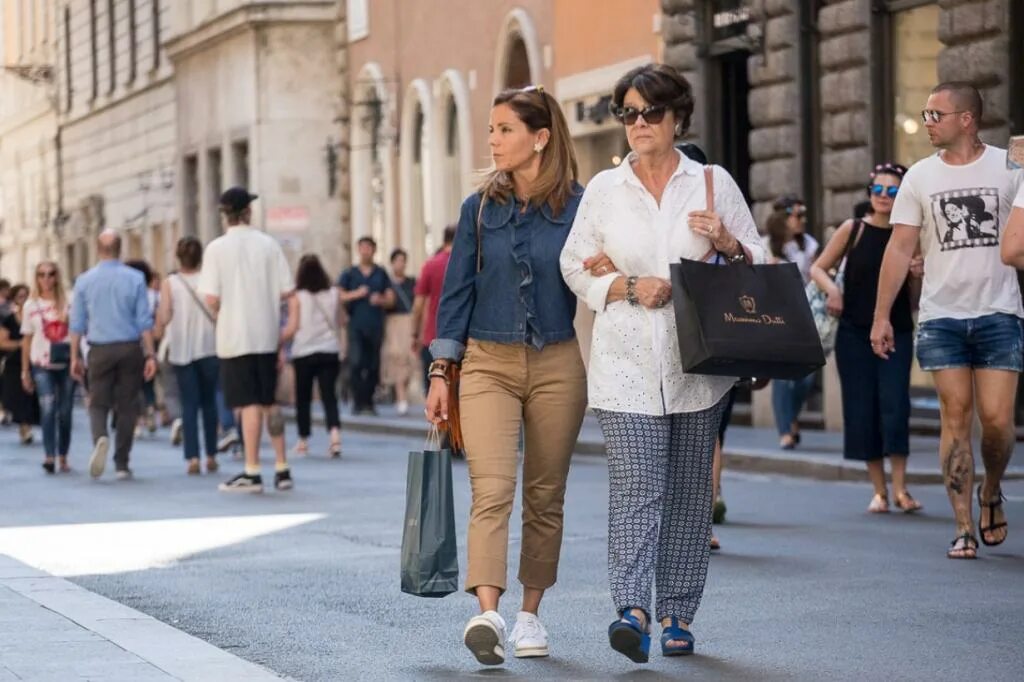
625, 276, 639, 306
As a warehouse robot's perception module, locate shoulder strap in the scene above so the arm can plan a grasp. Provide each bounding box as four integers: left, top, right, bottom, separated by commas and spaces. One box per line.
175, 274, 215, 324
476, 195, 485, 273
309, 290, 337, 330
840, 220, 864, 262
392, 279, 413, 311
700, 166, 717, 262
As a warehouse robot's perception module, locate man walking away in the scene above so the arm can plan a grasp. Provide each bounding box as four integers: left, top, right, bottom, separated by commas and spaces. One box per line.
338, 237, 393, 415
69, 230, 157, 480
411, 225, 455, 395
199, 187, 295, 493
872, 82, 1024, 559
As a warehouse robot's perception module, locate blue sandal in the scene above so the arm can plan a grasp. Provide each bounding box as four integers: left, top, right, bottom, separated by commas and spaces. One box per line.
661, 617, 695, 656
608, 609, 650, 663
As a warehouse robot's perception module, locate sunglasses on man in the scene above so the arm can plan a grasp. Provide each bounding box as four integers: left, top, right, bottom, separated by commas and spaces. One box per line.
920, 109, 966, 124
612, 104, 668, 126
870, 184, 900, 199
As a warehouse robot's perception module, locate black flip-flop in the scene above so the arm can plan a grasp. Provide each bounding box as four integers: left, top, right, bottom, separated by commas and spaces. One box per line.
977, 484, 1008, 547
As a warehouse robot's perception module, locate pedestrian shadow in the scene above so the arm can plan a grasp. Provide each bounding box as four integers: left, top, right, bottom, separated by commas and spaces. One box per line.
719, 520, 806, 532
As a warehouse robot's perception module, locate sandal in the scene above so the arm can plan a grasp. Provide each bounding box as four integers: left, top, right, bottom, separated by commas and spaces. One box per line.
660, 616, 695, 657
58, 457, 70, 473
977, 484, 1008, 547
867, 493, 889, 513
42, 460, 55, 475
292, 440, 309, 457
329, 441, 342, 459
709, 535, 720, 551
608, 609, 650, 664
947, 532, 978, 559
893, 490, 922, 513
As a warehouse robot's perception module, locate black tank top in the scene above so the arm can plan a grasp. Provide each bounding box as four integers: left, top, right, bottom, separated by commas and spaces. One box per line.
841, 220, 914, 332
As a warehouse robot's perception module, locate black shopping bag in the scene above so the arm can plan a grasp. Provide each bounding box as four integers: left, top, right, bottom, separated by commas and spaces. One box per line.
670, 259, 825, 380
400, 429, 459, 598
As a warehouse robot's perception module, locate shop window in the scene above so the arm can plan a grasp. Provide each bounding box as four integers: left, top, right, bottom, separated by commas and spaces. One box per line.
891, 3, 941, 167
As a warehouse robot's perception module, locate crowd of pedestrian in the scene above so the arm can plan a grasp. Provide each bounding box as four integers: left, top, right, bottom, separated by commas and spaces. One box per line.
1, 62, 1022, 670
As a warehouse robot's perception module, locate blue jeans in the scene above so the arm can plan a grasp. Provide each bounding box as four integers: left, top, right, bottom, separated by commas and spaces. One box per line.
771, 374, 815, 437
916, 313, 1023, 372
32, 367, 74, 457
173, 357, 220, 460
216, 389, 235, 431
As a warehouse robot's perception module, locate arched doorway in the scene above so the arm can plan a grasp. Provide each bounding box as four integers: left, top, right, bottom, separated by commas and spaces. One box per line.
435, 70, 473, 239
351, 63, 395, 261
400, 79, 432, 266
493, 9, 543, 93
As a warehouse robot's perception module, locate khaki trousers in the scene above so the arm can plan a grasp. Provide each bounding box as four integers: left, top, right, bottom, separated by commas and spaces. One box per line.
460, 339, 587, 594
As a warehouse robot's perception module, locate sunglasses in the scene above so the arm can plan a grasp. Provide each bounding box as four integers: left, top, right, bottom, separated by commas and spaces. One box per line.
612, 104, 668, 126
870, 184, 900, 198
920, 109, 965, 124
519, 84, 552, 121
37, 270, 57, 278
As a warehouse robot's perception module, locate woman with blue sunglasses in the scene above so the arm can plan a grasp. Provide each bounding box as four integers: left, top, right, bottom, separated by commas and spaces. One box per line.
810, 162, 924, 513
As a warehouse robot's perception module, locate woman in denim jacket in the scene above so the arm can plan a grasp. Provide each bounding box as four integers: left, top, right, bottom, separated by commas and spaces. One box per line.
425, 86, 587, 666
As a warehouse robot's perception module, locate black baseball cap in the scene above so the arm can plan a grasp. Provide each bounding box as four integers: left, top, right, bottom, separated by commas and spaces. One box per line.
219, 186, 258, 212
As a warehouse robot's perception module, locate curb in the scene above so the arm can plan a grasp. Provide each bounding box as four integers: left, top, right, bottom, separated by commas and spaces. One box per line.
328, 412, 1023, 485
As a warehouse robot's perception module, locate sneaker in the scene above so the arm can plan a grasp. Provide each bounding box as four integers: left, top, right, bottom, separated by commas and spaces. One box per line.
186, 459, 201, 475
274, 469, 294, 491
170, 419, 184, 446
396, 400, 409, 416
217, 428, 241, 453
508, 611, 549, 658
89, 437, 110, 479
218, 472, 263, 493
115, 468, 134, 481
463, 610, 506, 666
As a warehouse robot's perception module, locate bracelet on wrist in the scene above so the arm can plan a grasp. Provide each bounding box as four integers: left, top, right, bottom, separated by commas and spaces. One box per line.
625, 276, 639, 306
428, 359, 452, 375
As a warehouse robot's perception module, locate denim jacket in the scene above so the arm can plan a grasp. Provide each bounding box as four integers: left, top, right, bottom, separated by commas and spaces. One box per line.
430, 187, 583, 361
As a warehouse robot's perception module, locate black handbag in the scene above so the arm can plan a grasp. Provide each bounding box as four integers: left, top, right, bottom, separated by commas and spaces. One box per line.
671, 259, 825, 379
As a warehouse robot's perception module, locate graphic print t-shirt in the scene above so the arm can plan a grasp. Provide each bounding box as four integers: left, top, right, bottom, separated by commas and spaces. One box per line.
890, 145, 1024, 323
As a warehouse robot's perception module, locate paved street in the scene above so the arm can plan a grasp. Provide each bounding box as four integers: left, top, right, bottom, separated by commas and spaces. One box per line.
2, 409, 1024, 681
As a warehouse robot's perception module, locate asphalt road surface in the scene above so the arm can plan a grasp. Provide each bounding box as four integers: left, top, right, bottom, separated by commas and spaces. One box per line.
1, 413, 1023, 680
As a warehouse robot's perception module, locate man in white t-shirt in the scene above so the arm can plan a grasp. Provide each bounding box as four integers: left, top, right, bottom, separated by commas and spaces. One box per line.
872, 82, 1024, 559
198, 187, 295, 493
1000, 182, 1024, 267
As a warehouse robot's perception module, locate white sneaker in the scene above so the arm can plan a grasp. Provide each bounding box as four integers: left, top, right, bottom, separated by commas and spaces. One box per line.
509, 611, 549, 658
89, 436, 109, 479
396, 400, 409, 416
170, 418, 183, 446
463, 610, 506, 666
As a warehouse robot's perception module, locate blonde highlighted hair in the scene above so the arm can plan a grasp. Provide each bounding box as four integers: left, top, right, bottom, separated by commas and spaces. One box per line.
31, 260, 68, 316
478, 86, 579, 217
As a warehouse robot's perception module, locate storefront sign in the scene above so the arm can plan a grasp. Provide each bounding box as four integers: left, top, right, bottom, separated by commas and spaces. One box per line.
711, 0, 750, 43
266, 206, 309, 232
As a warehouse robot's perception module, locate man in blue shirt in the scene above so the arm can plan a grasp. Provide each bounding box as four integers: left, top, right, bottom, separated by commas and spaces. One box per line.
338, 236, 394, 415
70, 229, 157, 479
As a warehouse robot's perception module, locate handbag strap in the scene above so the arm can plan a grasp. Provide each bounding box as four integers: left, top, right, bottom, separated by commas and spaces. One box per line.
392, 280, 413, 311
176, 274, 215, 324
832, 219, 864, 276
309, 290, 337, 330
700, 165, 717, 262
475, 195, 485, 273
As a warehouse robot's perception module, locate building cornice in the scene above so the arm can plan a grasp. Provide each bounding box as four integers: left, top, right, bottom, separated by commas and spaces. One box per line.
165, 2, 335, 61
59, 73, 174, 127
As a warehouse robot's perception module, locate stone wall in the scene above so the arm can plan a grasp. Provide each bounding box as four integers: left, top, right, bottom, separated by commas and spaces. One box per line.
818, 0, 872, 227
937, 0, 1011, 144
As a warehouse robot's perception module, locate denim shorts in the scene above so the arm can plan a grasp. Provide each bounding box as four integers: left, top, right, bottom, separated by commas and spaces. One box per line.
915, 313, 1024, 372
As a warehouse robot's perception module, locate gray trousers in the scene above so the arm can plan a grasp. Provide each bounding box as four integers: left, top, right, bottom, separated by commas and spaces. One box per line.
87, 342, 144, 470
595, 398, 726, 624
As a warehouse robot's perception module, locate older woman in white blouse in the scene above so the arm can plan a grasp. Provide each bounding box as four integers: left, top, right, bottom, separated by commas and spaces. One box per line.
560, 63, 764, 663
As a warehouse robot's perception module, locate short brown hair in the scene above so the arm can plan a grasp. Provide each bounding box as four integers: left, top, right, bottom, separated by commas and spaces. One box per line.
176, 236, 203, 270
612, 63, 694, 137
478, 86, 579, 217
932, 81, 983, 121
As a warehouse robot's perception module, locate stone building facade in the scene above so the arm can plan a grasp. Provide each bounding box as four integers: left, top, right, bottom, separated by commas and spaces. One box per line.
662, 0, 1024, 429
0, 0, 61, 282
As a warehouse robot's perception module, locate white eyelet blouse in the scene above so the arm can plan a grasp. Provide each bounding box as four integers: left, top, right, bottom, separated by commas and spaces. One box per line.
560, 150, 766, 416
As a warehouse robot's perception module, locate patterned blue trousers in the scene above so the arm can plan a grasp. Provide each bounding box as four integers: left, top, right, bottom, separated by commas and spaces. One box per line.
595, 398, 725, 624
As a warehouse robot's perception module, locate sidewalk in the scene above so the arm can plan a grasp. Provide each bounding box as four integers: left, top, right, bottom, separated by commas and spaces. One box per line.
0, 555, 284, 682
286, 404, 1024, 485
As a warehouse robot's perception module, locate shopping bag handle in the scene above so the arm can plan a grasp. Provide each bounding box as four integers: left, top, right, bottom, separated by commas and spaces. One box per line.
424, 424, 442, 451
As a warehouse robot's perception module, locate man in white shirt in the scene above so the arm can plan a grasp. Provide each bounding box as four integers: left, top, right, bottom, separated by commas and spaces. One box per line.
199, 187, 295, 493
872, 82, 1024, 559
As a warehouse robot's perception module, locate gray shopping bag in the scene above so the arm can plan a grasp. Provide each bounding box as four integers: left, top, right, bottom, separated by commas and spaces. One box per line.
400, 428, 459, 597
